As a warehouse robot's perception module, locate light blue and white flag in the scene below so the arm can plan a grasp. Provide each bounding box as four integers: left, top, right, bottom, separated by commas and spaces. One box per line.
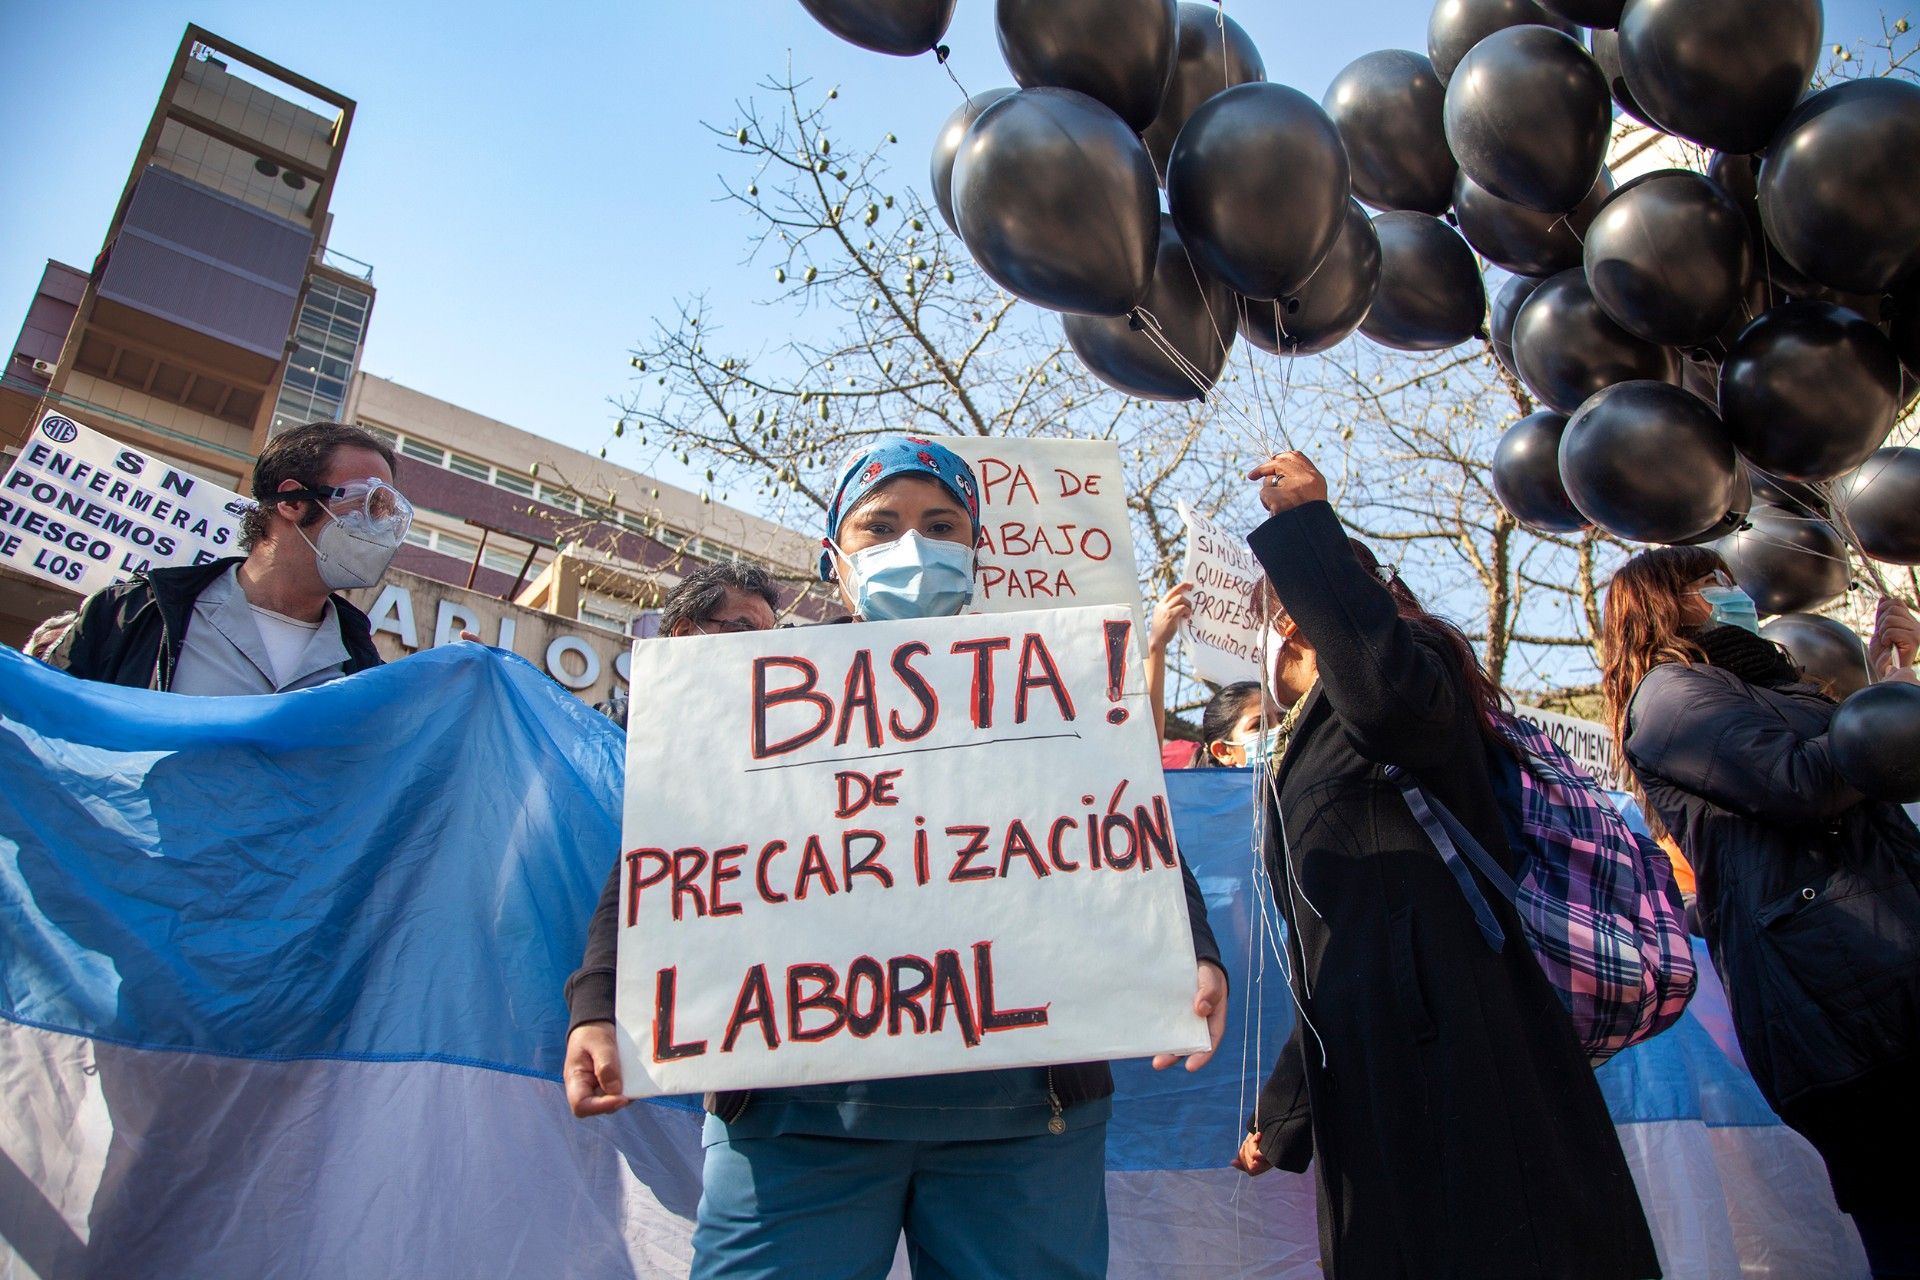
0, 645, 1864, 1277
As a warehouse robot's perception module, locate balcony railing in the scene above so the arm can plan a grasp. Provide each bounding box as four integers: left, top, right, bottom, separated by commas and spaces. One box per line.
317, 246, 373, 281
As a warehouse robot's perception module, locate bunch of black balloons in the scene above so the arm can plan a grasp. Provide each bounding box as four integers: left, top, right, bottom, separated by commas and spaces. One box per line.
800, 0, 1920, 625
1417, 0, 1920, 627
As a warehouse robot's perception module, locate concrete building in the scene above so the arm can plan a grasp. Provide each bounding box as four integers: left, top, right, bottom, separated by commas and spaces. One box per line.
0, 24, 832, 661
341, 372, 834, 640
1, 26, 371, 486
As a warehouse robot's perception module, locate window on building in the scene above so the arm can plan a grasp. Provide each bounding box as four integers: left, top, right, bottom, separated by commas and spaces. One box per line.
537, 484, 581, 513
436, 531, 479, 560
400, 437, 446, 466
580, 605, 630, 632
493, 469, 535, 497
482, 546, 532, 576
403, 524, 432, 549
445, 450, 490, 482
359, 422, 398, 445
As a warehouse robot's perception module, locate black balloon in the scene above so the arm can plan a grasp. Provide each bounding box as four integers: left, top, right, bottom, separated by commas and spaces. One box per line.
951, 89, 1160, 316
1427, 0, 1578, 83
1747, 465, 1827, 518
1714, 504, 1850, 615
1588, 29, 1652, 124
1583, 169, 1753, 349
798, 0, 956, 55
1829, 682, 1920, 803
1674, 460, 1752, 544
930, 88, 1017, 235
1891, 279, 1920, 379
1539, 0, 1623, 27
1493, 411, 1588, 531
1243, 200, 1382, 356
1760, 614, 1872, 699
1759, 78, 1920, 297
1453, 168, 1612, 278
1166, 82, 1351, 301
1489, 273, 1544, 375
1617, 0, 1819, 153
1558, 380, 1737, 543
1832, 447, 1920, 566
1681, 355, 1718, 404
1141, 3, 1265, 179
1322, 50, 1457, 216
1358, 212, 1487, 351
1719, 301, 1902, 483
1444, 25, 1610, 213
1512, 268, 1679, 414
1064, 216, 1237, 401
996, 0, 1177, 132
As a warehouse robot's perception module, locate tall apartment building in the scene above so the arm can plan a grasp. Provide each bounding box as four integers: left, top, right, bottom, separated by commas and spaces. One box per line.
0, 26, 371, 486
0, 24, 830, 656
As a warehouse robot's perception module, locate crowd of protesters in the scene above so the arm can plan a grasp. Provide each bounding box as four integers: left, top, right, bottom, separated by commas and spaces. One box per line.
24, 421, 1920, 1279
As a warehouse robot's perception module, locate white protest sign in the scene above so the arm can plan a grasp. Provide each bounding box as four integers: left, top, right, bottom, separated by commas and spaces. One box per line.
942, 437, 1142, 618
1514, 705, 1627, 791
0, 410, 248, 595
615, 604, 1207, 1096
1177, 500, 1262, 685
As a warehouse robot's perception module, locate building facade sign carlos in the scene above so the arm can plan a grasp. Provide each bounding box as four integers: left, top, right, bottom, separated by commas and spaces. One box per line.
348, 567, 632, 704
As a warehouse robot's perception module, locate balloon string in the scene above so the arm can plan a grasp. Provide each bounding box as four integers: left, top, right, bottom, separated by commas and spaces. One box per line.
934, 44, 971, 100
1131, 308, 1276, 456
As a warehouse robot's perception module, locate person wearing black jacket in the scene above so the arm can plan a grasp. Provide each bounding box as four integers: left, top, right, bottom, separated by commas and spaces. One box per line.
1602, 545, 1920, 1276
1229, 452, 1659, 1280
50, 421, 399, 693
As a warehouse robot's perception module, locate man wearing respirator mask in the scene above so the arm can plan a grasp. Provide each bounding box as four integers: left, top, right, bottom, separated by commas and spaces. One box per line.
53, 421, 402, 694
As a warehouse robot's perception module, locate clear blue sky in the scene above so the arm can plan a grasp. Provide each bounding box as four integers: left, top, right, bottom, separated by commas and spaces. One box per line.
0, 0, 1890, 501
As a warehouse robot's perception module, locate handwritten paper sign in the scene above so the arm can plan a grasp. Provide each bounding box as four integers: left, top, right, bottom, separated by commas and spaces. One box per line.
943, 438, 1141, 618
0, 410, 247, 595
1177, 501, 1262, 685
1514, 705, 1627, 791
615, 604, 1208, 1096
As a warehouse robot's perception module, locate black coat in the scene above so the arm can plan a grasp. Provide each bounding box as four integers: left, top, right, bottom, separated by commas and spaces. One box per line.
1625, 661, 1920, 1211
1247, 502, 1657, 1280
51, 557, 383, 690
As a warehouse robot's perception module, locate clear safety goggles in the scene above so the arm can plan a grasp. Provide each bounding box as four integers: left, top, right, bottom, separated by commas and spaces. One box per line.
287, 477, 414, 536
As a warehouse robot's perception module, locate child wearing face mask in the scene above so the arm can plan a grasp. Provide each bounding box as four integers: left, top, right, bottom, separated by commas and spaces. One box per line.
565, 436, 1230, 1280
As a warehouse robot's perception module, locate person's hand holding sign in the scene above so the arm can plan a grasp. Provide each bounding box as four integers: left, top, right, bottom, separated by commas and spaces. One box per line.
1152, 960, 1228, 1072
1248, 451, 1329, 516
565, 1022, 631, 1117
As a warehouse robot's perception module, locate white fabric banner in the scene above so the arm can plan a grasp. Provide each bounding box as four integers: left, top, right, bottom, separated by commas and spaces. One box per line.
615, 604, 1207, 1096
1177, 500, 1263, 686
943, 437, 1142, 619
0, 410, 247, 595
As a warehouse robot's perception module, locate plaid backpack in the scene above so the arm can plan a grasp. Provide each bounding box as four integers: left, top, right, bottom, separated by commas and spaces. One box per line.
1385, 714, 1695, 1063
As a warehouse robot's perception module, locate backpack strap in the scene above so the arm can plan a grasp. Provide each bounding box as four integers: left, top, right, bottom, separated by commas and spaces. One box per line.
1383, 765, 1515, 953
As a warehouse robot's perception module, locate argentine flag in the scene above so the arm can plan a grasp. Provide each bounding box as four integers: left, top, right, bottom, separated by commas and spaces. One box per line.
0, 645, 1866, 1277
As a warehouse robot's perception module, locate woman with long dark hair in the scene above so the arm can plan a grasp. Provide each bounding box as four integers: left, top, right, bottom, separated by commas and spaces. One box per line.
1600, 544, 1920, 1275
1229, 451, 1658, 1279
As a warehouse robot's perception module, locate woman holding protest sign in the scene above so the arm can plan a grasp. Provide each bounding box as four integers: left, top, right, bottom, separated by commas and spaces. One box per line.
565, 436, 1228, 1280
1600, 547, 1920, 1271
1227, 451, 1658, 1279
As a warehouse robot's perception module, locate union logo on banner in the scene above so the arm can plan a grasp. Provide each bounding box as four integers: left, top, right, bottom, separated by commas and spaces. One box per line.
39, 416, 79, 444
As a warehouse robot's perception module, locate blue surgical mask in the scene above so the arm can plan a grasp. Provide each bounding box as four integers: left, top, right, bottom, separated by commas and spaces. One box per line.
837, 530, 976, 621
1700, 584, 1761, 636
1236, 726, 1284, 767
